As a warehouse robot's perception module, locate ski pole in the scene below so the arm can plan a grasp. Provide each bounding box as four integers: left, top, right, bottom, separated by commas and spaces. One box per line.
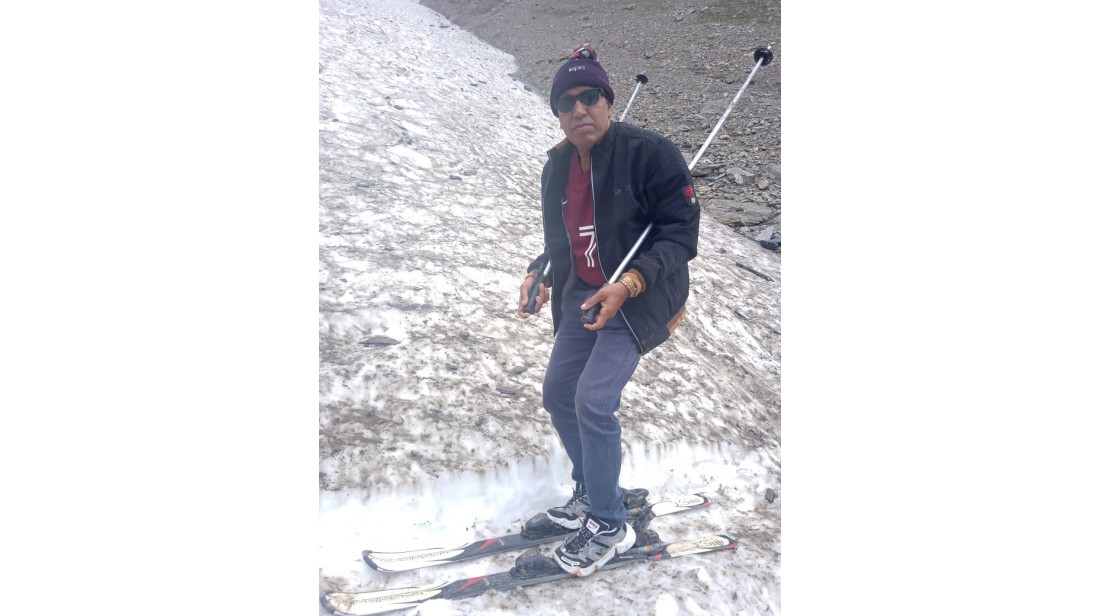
580, 46, 774, 325
618, 74, 648, 122
688, 45, 772, 170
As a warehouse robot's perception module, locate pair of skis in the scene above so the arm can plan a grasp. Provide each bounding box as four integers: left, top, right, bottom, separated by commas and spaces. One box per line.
362, 488, 703, 572
325, 534, 737, 615
321, 490, 738, 615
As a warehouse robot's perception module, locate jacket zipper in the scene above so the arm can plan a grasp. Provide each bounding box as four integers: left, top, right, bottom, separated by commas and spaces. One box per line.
588, 154, 641, 348
560, 158, 573, 276
589, 165, 602, 282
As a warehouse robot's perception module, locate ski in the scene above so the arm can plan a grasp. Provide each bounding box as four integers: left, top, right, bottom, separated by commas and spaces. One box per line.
324, 533, 737, 616
361, 489, 711, 572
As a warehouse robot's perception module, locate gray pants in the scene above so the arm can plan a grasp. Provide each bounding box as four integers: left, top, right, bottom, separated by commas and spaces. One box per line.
542, 283, 642, 527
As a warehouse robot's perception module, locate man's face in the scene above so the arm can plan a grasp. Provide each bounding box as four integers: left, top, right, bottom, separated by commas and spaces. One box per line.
556, 86, 612, 152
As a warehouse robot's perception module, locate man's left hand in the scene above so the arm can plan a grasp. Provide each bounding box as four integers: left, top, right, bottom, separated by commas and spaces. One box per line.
581, 282, 631, 331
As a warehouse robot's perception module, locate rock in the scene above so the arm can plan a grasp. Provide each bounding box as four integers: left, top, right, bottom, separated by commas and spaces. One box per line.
728, 167, 756, 185
507, 365, 528, 374
756, 226, 781, 252
691, 164, 721, 177
766, 164, 781, 180
705, 199, 774, 227
765, 488, 776, 503
360, 336, 400, 346
755, 226, 777, 242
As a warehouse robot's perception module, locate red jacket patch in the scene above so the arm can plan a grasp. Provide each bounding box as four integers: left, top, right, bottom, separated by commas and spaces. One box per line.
682, 185, 698, 206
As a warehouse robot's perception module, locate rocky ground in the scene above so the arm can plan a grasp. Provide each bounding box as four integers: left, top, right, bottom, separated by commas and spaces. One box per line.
418, 0, 782, 246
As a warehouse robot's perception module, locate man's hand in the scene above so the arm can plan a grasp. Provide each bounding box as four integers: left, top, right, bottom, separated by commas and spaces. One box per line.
581, 282, 631, 330
518, 275, 549, 318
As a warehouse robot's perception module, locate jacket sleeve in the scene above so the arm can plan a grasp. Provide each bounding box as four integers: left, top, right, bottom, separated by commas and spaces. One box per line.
527, 161, 554, 282
526, 253, 549, 274
631, 138, 701, 287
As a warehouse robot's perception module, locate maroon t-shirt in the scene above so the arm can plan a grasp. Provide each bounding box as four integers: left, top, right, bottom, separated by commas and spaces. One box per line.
563, 150, 607, 286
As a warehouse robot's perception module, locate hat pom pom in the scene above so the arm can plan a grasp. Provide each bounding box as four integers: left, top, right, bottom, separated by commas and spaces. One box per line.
562, 43, 597, 63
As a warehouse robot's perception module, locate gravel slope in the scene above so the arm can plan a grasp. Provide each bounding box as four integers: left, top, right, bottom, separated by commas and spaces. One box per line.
418, 0, 782, 243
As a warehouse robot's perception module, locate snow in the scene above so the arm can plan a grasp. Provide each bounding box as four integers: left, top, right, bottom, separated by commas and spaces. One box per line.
319, 0, 780, 614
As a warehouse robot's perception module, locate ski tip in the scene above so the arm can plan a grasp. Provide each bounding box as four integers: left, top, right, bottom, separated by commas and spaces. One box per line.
719, 535, 739, 551
320, 591, 373, 616
361, 551, 399, 573
319, 590, 346, 616
361, 550, 381, 570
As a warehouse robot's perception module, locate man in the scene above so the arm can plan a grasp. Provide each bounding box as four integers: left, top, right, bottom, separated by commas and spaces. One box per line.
517, 44, 701, 577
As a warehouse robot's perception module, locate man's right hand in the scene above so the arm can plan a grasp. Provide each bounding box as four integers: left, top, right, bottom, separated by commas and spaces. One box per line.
518, 275, 549, 318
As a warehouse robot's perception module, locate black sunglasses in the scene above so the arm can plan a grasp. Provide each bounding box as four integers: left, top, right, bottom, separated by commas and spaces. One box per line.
554, 88, 604, 114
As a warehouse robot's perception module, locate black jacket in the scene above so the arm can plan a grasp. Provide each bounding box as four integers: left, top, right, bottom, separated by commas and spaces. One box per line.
529, 122, 701, 355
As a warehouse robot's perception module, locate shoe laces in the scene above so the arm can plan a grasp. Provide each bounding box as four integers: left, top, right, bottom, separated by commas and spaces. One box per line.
563, 523, 596, 552
565, 487, 587, 507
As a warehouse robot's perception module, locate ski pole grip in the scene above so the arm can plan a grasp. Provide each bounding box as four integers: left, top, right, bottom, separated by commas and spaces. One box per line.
523, 271, 545, 314
581, 303, 600, 324
523, 260, 552, 314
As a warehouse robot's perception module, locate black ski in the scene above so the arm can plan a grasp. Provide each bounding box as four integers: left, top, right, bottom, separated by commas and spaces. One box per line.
324, 532, 738, 616
361, 489, 710, 572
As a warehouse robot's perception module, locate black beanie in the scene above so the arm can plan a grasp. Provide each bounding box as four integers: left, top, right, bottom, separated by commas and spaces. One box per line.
549, 44, 615, 116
